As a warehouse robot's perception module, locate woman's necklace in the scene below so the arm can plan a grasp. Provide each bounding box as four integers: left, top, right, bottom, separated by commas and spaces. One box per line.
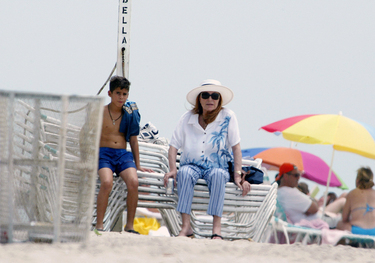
108, 104, 123, 125
200, 115, 208, 130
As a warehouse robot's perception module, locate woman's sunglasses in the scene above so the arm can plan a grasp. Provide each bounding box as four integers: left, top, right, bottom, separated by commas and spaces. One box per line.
201, 92, 220, 100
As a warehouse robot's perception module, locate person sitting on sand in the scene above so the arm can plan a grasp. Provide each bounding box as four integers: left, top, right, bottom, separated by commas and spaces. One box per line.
95, 76, 153, 233
164, 79, 250, 240
336, 167, 375, 236
276, 163, 341, 228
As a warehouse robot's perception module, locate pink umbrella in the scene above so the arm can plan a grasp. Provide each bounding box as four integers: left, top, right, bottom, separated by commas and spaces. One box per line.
242, 147, 348, 189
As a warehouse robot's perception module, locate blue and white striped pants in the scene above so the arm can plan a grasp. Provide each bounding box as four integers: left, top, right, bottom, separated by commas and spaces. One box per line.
176, 165, 230, 217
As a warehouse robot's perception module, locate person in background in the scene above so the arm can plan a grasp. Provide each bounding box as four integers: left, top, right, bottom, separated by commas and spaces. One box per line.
318, 192, 337, 207
276, 163, 341, 228
297, 182, 310, 195
336, 167, 375, 236
164, 79, 250, 240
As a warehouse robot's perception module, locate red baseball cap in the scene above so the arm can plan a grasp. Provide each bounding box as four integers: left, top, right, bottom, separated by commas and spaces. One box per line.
275, 163, 297, 181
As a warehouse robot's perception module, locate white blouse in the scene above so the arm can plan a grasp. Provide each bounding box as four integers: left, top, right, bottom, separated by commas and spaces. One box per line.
170, 108, 241, 170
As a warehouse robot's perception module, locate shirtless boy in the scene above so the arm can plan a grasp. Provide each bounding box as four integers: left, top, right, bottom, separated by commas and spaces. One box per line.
96, 76, 152, 233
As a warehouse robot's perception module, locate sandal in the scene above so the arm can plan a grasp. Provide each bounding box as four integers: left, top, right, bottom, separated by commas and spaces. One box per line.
211, 234, 223, 240
124, 229, 140, 235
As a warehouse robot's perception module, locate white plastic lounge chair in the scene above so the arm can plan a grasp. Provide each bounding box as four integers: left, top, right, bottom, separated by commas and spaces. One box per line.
92, 142, 181, 233
267, 200, 375, 248
189, 181, 277, 241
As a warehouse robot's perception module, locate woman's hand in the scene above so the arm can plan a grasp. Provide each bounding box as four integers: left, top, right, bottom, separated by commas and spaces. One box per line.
164, 170, 177, 187
234, 173, 242, 189
240, 181, 251, 196
234, 171, 251, 196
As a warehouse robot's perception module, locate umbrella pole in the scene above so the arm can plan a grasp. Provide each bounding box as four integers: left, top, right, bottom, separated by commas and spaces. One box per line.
321, 149, 335, 217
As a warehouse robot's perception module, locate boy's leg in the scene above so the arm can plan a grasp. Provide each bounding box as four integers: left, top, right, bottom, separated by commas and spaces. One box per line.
96, 168, 115, 230
119, 167, 138, 231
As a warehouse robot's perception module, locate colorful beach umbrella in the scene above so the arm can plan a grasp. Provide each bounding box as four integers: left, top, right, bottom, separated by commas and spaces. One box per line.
242, 147, 348, 189
260, 113, 375, 212
260, 113, 375, 159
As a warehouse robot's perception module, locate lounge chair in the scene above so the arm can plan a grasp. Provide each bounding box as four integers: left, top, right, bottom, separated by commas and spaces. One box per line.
268, 200, 375, 248
189, 181, 277, 241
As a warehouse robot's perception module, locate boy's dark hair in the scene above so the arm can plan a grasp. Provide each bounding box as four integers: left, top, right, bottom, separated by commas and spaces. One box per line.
109, 76, 131, 92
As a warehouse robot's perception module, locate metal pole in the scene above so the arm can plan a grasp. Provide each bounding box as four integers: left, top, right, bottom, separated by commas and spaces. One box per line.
321, 149, 335, 217
116, 0, 132, 79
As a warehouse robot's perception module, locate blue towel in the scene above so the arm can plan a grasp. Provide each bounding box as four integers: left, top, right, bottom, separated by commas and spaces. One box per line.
119, 100, 141, 142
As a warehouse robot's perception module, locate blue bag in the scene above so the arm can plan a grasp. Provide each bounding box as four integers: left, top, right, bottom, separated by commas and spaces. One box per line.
228, 161, 264, 184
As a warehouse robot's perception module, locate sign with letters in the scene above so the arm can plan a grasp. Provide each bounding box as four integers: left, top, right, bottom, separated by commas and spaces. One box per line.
116, 0, 132, 78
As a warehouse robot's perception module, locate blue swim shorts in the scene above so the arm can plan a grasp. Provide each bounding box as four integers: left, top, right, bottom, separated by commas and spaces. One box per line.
351, 225, 375, 236
98, 147, 136, 175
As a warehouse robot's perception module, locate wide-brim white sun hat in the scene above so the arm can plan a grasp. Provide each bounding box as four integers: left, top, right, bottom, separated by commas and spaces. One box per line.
186, 79, 234, 106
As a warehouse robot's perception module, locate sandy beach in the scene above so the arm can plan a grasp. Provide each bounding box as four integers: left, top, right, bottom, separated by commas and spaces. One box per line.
1, 231, 374, 263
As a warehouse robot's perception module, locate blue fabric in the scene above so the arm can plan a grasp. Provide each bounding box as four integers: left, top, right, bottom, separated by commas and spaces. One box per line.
98, 147, 136, 174
119, 100, 141, 142
179, 115, 234, 170
241, 148, 269, 158
171, 109, 240, 171
176, 164, 230, 217
355, 119, 375, 141
228, 161, 264, 184
352, 204, 375, 215
352, 225, 375, 236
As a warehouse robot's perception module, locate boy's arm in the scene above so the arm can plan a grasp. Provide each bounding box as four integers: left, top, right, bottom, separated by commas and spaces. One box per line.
129, 135, 153, 173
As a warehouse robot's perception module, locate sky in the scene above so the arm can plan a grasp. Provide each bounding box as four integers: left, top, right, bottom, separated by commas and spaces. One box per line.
1, 1, 375, 196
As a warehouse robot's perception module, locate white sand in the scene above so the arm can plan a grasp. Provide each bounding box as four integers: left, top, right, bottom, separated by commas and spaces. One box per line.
1, 231, 375, 263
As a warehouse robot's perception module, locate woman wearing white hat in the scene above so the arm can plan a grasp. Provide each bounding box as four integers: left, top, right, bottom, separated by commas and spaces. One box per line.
164, 79, 250, 239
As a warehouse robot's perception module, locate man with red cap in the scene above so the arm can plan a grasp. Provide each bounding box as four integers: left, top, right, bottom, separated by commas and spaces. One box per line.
276, 163, 339, 228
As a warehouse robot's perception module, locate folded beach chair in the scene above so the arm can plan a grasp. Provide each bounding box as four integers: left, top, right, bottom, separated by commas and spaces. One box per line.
1, 93, 103, 243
